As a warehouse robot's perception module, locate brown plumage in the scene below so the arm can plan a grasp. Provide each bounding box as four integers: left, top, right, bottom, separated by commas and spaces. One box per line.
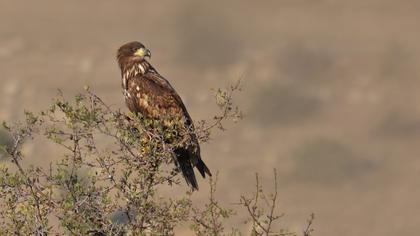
116, 41, 211, 190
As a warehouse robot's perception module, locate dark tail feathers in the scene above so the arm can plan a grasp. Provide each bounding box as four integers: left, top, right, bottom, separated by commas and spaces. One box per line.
175, 149, 211, 191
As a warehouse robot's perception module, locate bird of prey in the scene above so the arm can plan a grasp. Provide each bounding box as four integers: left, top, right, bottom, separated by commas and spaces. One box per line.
116, 41, 211, 190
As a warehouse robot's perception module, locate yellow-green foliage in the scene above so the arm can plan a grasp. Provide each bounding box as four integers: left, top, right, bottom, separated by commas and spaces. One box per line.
0, 85, 313, 235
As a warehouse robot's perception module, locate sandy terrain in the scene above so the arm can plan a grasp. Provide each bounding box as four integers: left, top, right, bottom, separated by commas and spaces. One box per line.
1, 0, 420, 235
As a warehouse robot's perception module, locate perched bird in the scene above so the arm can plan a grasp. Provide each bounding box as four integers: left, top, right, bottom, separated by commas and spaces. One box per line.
116, 41, 211, 190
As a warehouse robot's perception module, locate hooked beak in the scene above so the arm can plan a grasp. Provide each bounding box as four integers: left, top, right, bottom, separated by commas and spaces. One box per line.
145, 48, 151, 59
134, 47, 152, 59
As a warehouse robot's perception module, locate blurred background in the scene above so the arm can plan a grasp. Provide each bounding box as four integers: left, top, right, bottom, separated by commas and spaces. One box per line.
1, 0, 420, 235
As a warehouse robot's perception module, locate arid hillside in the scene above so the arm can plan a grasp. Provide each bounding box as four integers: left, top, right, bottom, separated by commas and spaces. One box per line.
1, 1, 420, 235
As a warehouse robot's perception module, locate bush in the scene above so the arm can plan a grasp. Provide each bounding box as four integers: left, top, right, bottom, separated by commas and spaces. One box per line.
0, 84, 314, 235
0, 128, 13, 161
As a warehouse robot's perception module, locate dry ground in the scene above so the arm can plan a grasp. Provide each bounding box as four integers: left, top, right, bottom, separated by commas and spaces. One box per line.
1, 0, 420, 235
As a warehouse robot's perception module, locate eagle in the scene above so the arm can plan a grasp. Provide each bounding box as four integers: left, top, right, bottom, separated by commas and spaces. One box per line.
116, 41, 211, 190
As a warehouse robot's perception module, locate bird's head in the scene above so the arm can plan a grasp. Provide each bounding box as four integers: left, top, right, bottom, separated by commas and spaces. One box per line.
117, 41, 151, 68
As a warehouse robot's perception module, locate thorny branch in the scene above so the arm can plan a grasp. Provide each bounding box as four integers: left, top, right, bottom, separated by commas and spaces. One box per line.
238, 170, 313, 236
197, 79, 243, 143
0, 85, 314, 235
6, 120, 50, 235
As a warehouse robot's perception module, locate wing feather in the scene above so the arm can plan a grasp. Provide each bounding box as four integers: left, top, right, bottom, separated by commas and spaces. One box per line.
123, 67, 211, 191
125, 73, 184, 120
